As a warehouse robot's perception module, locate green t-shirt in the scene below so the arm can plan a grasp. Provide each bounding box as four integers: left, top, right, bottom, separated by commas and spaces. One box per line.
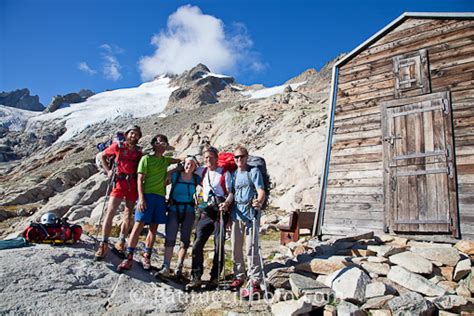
137, 155, 173, 196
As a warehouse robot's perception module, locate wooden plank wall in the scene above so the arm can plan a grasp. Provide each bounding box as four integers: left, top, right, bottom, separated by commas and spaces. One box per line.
322, 17, 474, 239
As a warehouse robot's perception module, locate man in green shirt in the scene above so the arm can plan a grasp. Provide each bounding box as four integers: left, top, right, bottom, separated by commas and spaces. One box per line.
117, 134, 181, 272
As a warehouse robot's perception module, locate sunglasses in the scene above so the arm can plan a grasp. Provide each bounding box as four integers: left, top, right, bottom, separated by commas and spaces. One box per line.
234, 155, 247, 160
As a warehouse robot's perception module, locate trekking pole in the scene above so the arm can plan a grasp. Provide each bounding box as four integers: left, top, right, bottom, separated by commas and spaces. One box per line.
93, 164, 116, 246
254, 206, 270, 305
249, 206, 256, 306
217, 208, 224, 289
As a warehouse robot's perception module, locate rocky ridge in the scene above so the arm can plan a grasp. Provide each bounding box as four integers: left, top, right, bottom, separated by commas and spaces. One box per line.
44, 89, 95, 113
166, 63, 238, 113
0, 88, 44, 111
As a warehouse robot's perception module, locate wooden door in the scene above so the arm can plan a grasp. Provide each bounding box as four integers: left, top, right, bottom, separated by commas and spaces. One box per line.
382, 92, 459, 236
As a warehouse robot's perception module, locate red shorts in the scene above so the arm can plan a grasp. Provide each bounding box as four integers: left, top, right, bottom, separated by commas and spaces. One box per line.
110, 178, 138, 202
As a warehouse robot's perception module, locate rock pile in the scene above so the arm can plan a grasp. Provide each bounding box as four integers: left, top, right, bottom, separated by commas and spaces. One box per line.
265, 232, 474, 315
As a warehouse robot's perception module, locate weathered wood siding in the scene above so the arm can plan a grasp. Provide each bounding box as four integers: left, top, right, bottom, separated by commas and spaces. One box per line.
323, 17, 474, 239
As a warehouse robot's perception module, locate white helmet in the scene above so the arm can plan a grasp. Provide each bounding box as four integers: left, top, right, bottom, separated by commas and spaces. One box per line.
40, 212, 57, 225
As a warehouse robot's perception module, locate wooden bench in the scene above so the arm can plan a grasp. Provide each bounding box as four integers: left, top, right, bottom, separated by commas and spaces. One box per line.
277, 210, 317, 245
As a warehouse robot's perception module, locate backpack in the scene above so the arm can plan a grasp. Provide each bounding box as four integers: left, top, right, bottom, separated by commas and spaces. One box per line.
245, 155, 271, 210
168, 171, 200, 205
95, 132, 125, 172
202, 152, 237, 196
22, 218, 83, 245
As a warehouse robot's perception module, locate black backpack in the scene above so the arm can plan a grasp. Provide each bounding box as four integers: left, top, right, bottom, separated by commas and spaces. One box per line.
246, 155, 271, 209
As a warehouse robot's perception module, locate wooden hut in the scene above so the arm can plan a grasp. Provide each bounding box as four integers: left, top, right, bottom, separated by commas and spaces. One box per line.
315, 12, 474, 240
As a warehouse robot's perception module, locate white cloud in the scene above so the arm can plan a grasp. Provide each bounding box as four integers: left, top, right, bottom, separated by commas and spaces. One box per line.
78, 62, 97, 75
101, 44, 123, 81
139, 5, 264, 81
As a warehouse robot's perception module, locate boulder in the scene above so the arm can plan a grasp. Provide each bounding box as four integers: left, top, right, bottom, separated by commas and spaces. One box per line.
0, 209, 15, 222
361, 262, 390, 276
430, 295, 468, 310
469, 270, 474, 294
389, 251, 433, 274
367, 245, 406, 258
376, 278, 412, 296
438, 311, 460, 316
330, 267, 371, 304
271, 296, 313, 316
410, 246, 460, 267
65, 205, 96, 222
387, 266, 446, 297
350, 257, 368, 265
439, 266, 454, 281
289, 273, 331, 298
292, 245, 307, 256
437, 281, 457, 294
261, 214, 279, 225
385, 236, 409, 247
369, 310, 391, 316
295, 258, 347, 275
388, 292, 435, 316
361, 295, 394, 310
268, 267, 295, 289
365, 282, 397, 299
367, 256, 389, 264
336, 300, 366, 316
429, 275, 445, 284
456, 280, 471, 298
453, 258, 471, 281
454, 240, 474, 255
272, 289, 294, 302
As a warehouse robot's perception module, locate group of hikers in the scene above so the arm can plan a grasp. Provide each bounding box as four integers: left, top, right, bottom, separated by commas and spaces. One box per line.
94, 125, 266, 298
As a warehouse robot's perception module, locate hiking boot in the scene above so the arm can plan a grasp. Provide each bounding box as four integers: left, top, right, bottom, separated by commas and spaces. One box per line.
208, 277, 219, 288
240, 280, 262, 300
185, 277, 202, 291
142, 253, 151, 270
158, 265, 171, 277
94, 242, 108, 261
114, 240, 126, 254
229, 278, 244, 291
117, 253, 134, 272
175, 266, 183, 279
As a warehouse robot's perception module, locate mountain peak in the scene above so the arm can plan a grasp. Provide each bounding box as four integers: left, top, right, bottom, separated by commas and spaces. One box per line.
0, 88, 44, 111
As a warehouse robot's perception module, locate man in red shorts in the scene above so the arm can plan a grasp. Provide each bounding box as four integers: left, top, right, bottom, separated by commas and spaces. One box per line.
94, 125, 143, 261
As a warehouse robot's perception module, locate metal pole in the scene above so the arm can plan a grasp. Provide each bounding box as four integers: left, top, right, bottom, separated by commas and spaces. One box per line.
255, 207, 270, 304
217, 208, 224, 289
93, 164, 116, 247
247, 206, 256, 305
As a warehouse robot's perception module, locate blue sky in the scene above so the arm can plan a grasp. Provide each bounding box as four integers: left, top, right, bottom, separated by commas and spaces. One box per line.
1, 0, 473, 106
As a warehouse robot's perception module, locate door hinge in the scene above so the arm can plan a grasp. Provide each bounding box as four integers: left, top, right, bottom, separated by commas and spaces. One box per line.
442, 99, 450, 115
448, 162, 455, 178
391, 176, 397, 191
